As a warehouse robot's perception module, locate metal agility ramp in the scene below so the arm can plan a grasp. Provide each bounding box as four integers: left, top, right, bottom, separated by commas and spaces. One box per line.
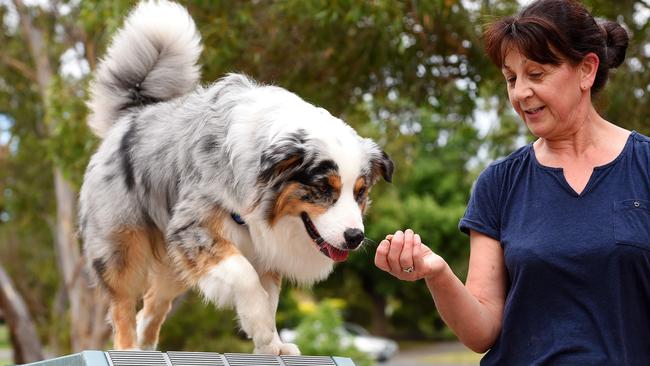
21, 350, 356, 366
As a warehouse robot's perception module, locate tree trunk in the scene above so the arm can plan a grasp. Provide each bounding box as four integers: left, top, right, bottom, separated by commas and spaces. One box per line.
369, 293, 389, 336
0, 263, 44, 363
360, 275, 390, 336
53, 169, 111, 351
14, 0, 111, 352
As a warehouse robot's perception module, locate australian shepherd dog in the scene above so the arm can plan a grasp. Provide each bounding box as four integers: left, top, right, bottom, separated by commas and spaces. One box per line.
79, 0, 393, 355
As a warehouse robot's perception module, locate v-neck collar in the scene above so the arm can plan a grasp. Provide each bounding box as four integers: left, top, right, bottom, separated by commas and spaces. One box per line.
529, 131, 635, 197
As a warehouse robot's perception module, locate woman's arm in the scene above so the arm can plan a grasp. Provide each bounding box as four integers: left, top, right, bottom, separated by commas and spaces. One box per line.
375, 229, 506, 353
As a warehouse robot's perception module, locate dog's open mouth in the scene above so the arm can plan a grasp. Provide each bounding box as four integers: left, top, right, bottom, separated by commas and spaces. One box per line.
300, 212, 349, 262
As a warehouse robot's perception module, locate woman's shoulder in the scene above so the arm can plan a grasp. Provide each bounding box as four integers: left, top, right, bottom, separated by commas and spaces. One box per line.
482, 143, 533, 175
475, 143, 534, 187
490, 143, 532, 167
629, 131, 650, 172
631, 130, 650, 145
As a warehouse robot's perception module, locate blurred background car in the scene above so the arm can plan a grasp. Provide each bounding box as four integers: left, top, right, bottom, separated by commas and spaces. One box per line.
280, 322, 399, 362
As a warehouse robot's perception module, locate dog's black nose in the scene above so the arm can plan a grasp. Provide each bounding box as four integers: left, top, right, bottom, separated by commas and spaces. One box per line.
343, 228, 365, 249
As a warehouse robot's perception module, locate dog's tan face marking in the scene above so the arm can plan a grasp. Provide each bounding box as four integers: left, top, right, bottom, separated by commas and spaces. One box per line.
327, 174, 342, 194
270, 173, 342, 225
354, 176, 369, 212
169, 208, 241, 284
271, 182, 327, 224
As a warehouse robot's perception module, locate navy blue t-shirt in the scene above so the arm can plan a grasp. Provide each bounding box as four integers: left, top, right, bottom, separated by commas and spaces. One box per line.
459, 131, 650, 365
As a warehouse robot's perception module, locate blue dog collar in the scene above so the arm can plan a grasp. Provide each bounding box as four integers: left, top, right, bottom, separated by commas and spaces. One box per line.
230, 213, 246, 225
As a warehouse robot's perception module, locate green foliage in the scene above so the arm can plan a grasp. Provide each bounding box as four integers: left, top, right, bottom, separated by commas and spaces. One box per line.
46, 76, 98, 189
158, 293, 251, 353
294, 300, 374, 366
1, 0, 649, 355
0, 323, 8, 348
276, 288, 303, 330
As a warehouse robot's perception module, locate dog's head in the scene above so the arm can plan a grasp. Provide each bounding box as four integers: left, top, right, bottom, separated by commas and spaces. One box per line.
257, 111, 393, 263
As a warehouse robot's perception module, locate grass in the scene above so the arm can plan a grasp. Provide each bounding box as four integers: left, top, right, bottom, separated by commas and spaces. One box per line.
0, 324, 11, 366
422, 352, 483, 364
394, 340, 483, 365
0, 324, 8, 348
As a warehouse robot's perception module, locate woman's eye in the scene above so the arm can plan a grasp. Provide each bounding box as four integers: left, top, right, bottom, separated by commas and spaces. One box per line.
506, 77, 516, 86
529, 72, 543, 79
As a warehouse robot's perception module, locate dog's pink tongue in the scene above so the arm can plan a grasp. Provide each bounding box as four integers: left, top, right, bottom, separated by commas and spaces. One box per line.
327, 245, 349, 262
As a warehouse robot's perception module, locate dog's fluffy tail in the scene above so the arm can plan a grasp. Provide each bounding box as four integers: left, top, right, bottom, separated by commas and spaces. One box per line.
87, 0, 202, 138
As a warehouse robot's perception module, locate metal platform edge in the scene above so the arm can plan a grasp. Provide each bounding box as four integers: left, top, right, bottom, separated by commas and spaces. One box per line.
19, 351, 108, 366
19, 351, 355, 366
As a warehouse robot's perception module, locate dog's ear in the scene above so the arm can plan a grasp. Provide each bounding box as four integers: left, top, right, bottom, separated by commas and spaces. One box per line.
259, 130, 308, 184
370, 150, 394, 183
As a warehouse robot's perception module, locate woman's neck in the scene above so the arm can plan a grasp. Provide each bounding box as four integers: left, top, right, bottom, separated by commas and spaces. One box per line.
533, 110, 630, 168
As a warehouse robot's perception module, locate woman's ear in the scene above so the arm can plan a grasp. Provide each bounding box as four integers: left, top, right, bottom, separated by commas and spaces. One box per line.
580, 52, 600, 91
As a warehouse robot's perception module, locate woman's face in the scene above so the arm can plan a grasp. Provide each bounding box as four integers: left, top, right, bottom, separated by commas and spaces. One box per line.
502, 48, 587, 139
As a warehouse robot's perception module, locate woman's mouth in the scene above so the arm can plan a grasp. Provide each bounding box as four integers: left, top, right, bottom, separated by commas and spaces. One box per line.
524, 106, 545, 116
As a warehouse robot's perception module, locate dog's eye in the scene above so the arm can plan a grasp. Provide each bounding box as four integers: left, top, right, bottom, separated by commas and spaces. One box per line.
356, 187, 366, 200
319, 184, 329, 193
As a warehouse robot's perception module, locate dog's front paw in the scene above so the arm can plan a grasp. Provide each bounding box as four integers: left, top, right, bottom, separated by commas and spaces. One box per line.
254, 341, 281, 355
279, 342, 300, 355
254, 340, 301, 355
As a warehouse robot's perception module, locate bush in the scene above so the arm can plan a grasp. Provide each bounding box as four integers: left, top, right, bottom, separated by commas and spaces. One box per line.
294, 300, 374, 366
158, 293, 251, 353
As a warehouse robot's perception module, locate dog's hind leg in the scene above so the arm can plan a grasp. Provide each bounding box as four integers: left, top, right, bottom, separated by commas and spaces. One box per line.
136, 261, 186, 350
91, 227, 154, 350
111, 295, 138, 349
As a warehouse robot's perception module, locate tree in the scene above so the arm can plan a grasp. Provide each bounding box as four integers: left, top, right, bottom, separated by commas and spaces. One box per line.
0, 0, 128, 354
0, 263, 43, 363
0, 0, 648, 357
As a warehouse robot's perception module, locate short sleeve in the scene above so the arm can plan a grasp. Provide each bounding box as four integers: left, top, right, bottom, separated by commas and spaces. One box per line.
459, 164, 501, 241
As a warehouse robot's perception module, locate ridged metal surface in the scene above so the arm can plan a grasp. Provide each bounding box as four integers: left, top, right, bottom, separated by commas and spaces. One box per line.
103, 350, 345, 366
281, 355, 336, 366
107, 351, 168, 366
224, 353, 281, 366
167, 351, 226, 366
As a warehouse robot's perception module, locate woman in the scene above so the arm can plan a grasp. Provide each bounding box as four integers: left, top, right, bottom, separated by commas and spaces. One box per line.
374, 0, 650, 364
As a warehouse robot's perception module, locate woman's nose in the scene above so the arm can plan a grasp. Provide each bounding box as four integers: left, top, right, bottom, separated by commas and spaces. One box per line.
512, 79, 533, 101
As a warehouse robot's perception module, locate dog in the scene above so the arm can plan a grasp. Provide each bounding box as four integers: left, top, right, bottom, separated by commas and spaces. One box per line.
79, 0, 393, 355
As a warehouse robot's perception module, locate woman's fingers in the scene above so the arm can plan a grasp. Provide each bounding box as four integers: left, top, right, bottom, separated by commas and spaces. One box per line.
387, 230, 404, 273
413, 234, 425, 276
399, 229, 415, 273
375, 239, 391, 272
376, 230, 428, 281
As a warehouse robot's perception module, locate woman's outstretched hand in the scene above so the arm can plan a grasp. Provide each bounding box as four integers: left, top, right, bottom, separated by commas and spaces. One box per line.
374, 229, 447, 281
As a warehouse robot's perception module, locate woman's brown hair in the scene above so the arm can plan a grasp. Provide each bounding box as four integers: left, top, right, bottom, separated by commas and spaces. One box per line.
484, 0, 629, 94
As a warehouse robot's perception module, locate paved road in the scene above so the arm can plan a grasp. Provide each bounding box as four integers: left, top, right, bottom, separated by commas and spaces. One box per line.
0, 348, 12, 366
380, 341, 482, 366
